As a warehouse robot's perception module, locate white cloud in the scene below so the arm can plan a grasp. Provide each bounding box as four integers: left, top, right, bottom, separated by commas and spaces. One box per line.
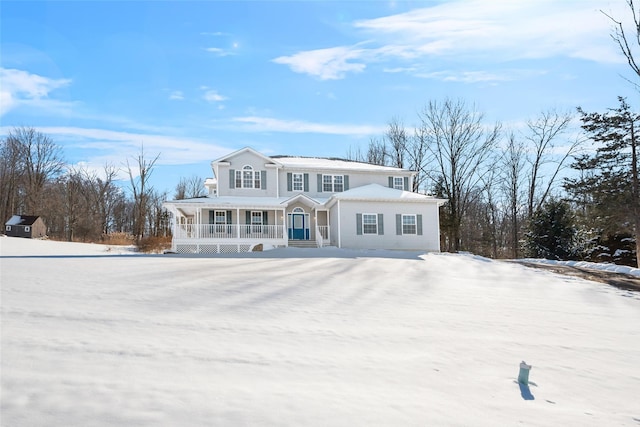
21, 126, 231, 169
273, 0, 628, 81
169, 90, 184, 100
202, 89, 227, 103
415, 69, 547, 83
0, 68, 72, 115
205, 47, 237, 57
272, 46, 367, 80
230, 116, 384, 136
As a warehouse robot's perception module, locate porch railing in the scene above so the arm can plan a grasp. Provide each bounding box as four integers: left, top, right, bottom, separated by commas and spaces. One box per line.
317, 225, 329, 246
175, 224, 285, 240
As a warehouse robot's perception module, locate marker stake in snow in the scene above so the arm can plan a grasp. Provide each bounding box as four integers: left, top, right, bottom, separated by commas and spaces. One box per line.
518, 361, 532, 385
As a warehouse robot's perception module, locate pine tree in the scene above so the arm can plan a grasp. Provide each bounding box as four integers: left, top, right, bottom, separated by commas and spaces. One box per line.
565, 97, 639, 267
525, 199, 576, 260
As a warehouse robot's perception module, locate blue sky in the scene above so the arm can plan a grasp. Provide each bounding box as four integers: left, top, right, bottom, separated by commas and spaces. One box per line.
1, 0, 636, 194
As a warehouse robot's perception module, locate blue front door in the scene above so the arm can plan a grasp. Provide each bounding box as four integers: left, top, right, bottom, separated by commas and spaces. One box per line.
292, 213, 306, 240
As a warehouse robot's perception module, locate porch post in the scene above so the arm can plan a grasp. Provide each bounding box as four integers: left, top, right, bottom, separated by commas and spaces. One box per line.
236, 208, 240, 238
196, 209, 201, 239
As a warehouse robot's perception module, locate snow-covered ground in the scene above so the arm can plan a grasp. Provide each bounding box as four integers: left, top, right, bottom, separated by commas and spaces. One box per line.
521, 258, 640, 277
1, 237, 639, 426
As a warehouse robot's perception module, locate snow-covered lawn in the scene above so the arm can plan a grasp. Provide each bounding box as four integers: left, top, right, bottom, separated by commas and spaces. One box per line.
1, 237, 639, 426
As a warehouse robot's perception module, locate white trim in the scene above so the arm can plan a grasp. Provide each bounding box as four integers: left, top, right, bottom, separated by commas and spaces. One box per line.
337, 200, 342, 248
362, 213, 378, 235
402, 214, 417, 235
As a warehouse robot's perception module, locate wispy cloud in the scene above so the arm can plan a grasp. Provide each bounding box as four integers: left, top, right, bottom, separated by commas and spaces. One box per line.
0, 68, 72, 116
201, 87, 228, 103
414, 69, 547, 84
169, 90, 184, 100
23, 126, 231, 169
230, 116, 384, 136
273, 0, 627, 81
273, 45, 367, 80
205, 47, 237, 57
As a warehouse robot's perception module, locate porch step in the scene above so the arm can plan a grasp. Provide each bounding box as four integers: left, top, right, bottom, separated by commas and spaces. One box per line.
288, 240, 318, 248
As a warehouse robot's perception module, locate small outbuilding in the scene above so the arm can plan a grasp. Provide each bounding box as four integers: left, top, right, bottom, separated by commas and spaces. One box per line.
4, 215, 47, 238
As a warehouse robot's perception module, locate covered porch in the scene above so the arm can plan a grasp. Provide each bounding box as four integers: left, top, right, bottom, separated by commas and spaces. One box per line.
164, 197, 330, 254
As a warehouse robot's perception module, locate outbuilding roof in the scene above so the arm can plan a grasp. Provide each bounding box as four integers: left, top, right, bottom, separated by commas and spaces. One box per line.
5, 215, 41, 226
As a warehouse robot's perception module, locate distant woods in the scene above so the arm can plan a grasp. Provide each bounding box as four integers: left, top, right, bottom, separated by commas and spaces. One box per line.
347, 97, 639, 267
0, 126, 172, 243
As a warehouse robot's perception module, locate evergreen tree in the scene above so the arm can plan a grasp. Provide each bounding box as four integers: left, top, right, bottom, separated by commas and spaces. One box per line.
565, 97, 639, 267
524, 199, 576, 260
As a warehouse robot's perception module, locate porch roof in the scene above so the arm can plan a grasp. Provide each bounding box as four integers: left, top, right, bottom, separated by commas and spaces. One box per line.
163, 195, 330, 216
326, 184, 447, 206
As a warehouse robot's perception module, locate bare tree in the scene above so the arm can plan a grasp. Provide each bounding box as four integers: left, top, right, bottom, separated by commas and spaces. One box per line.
367, 137, 388, 166
502, 132, 527, 258
0, 132, 26, 222
406, 126, 429, 192
602, 0, 640, 90
126, 145, 160, 243
174, 175, 206, 200
524, 109, 580, 218
385, 117, 407, 168
419, 98, 501, 252
3, 127, 65, 215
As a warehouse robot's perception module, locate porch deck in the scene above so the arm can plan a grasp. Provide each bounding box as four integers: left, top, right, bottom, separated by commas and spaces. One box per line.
171, 224, 330, 254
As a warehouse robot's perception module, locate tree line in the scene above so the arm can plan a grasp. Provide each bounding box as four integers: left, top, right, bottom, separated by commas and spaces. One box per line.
346, 97, 638, 267
0, 127, 171, 244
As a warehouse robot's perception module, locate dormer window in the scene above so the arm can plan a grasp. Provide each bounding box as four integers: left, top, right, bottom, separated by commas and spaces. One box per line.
235, 165, 261, 189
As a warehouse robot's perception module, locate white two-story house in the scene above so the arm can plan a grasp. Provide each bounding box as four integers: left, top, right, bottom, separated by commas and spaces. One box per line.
163, 147, 446, 254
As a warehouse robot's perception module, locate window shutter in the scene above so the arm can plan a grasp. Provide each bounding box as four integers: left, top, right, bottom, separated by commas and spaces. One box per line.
396, 214, 402, 235
263, 211, 268, 233
229, 169, 235, 189
287, 173, 292, 191
246, 211, 251, 224
356, 213, 363, 235
303, 173, 309, 192
317, 174, 323, 192
388, 177, 393, 188
261, 171, 267, 189
378, 213, 384, 235
209, 211, 214, 224
344, 175, 349, 190
404, 176, 409, 191
226, 211, 232, 224
417, 214, 423, 235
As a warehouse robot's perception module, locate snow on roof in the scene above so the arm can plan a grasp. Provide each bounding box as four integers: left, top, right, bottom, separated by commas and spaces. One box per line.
5, 215, 40, 226
273, 156, 411, 173
165, 196, 289, 207
331, 184, 446, 203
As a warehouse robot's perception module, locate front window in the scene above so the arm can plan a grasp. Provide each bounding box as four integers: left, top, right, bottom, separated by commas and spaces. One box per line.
393, 177, 404, 190
235, 165, 261, 189
323, 174, 344, 192
362, 214, 378, 234
402, 215, 417, 235
293, 173, 303, 191
214, 211, 227, 224
251, 211, 263, 233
